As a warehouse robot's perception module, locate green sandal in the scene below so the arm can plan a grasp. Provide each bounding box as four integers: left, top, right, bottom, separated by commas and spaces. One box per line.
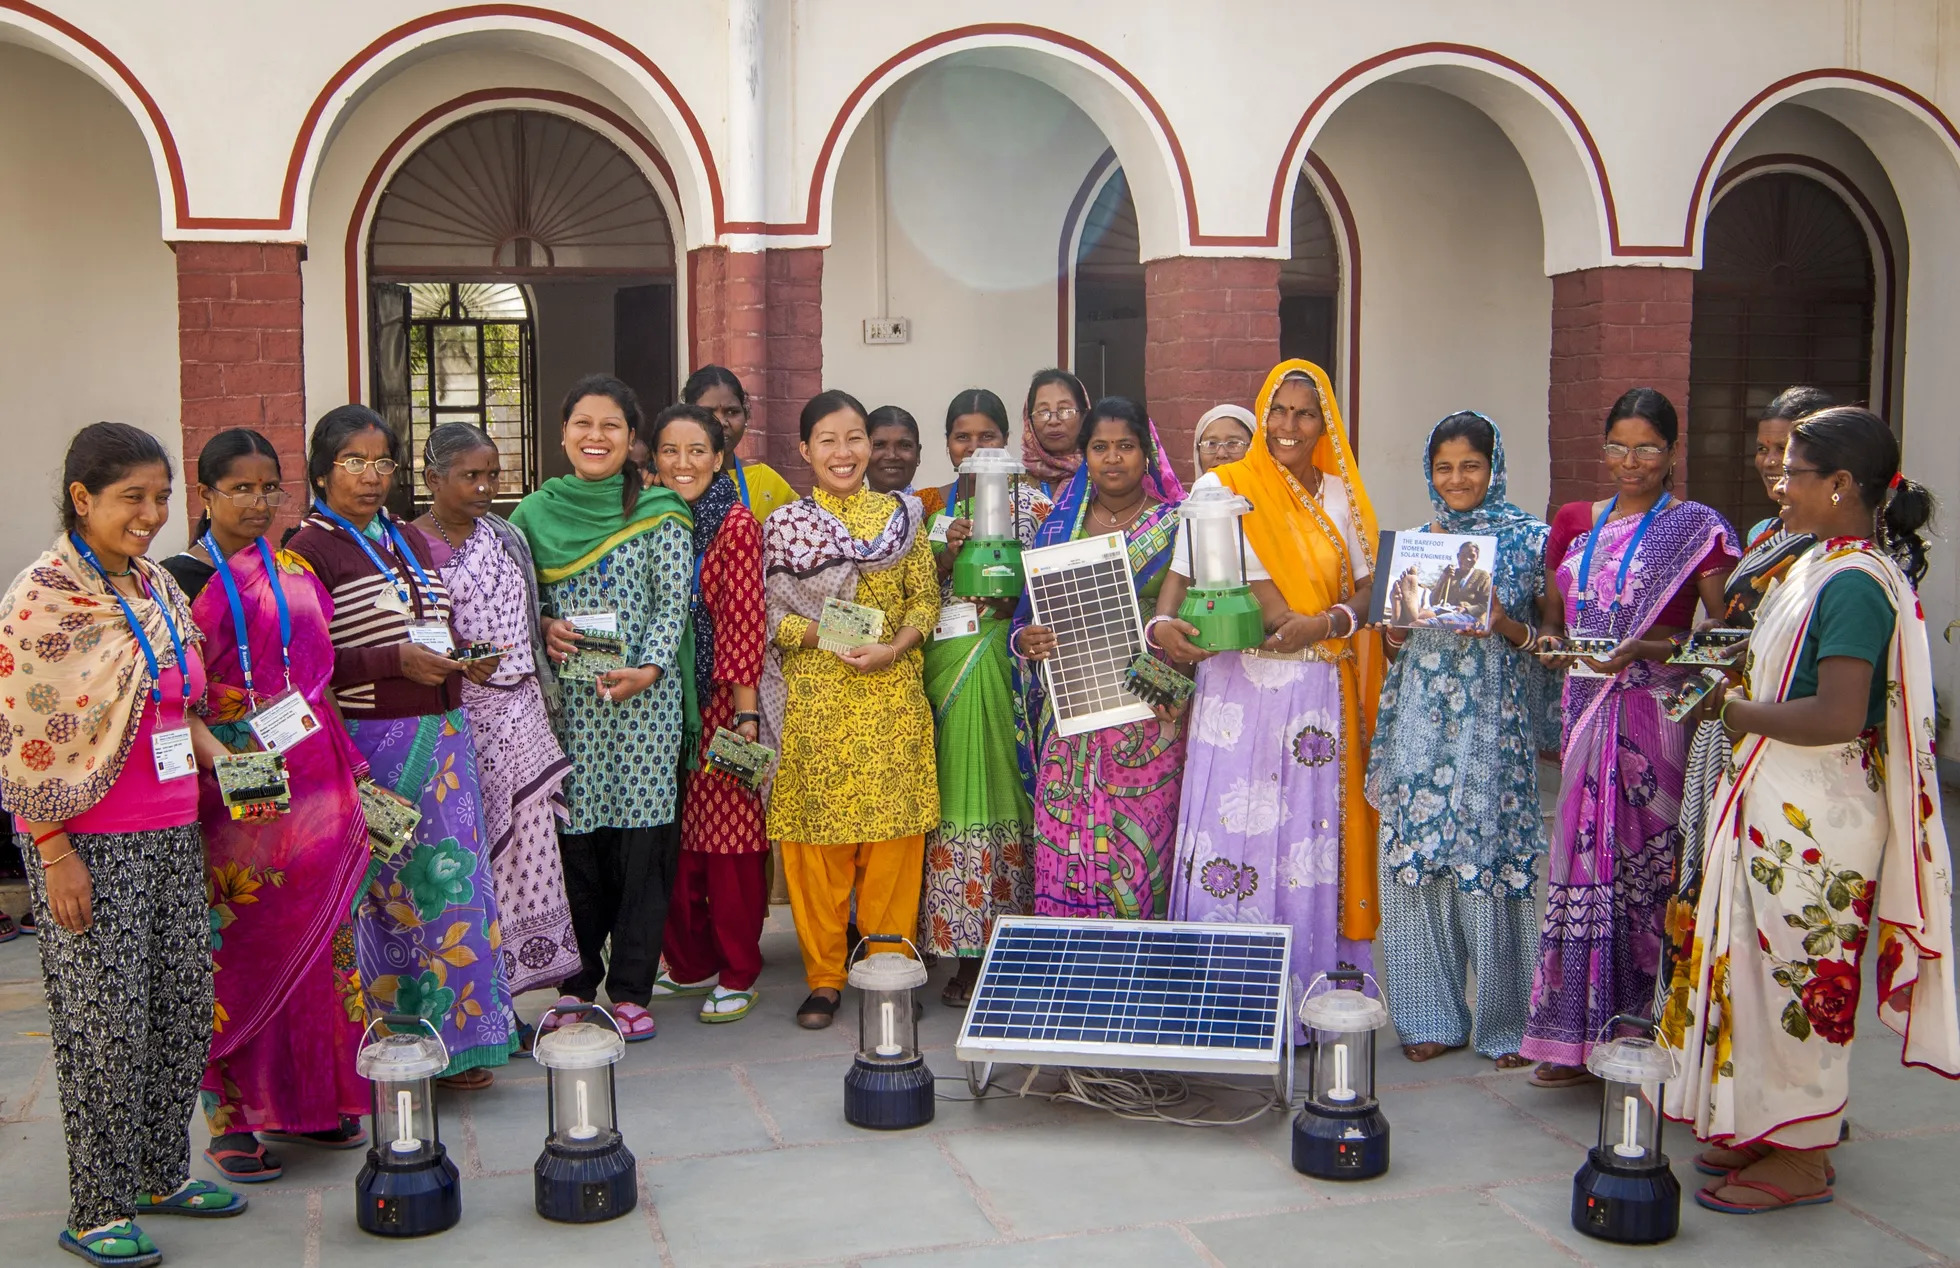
650, 971, 717, 1000
59, 1221, 161, 1267
133, 1178, 248, 1218
699, 987, 757, 1023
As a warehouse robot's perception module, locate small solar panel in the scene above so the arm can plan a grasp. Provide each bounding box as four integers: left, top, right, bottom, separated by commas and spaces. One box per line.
956, 916, 1294, 1084
1024, 533, 1154, 737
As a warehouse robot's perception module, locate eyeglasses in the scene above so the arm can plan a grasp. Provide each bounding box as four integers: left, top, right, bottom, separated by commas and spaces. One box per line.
1602, 443, 1667, 463
1198, 438, 1250, 456
210, 487, 286, 508
1031, 406, 1080, 424
333, 457, 399, 477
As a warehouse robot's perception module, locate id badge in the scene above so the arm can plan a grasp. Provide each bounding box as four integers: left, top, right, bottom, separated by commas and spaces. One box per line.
374, 588, 412, 616
248, 690, 322, 754
927, 513, 953, 544
406, 623, 454, 655
152, 727, 197, 781
934, 601, 980, 641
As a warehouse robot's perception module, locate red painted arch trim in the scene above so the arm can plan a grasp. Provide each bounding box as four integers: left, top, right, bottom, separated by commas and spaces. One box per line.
1709, 153, 1898, 421
0, 0, 190, 223
193, 4, 720, 233
340, 87, 681, 402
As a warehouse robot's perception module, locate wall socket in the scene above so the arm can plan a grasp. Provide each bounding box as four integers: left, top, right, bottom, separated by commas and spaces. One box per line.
863, 317, 910, 345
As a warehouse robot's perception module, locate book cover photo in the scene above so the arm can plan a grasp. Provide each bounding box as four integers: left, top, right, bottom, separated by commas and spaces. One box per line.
1367, 529, 1500, 633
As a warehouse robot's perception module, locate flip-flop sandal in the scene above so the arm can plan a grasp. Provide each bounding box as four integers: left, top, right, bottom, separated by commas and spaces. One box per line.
58, 1221, 160, 1267
1527, 1063, 1598, 1089
17, 909, 36, 935
1694, 1148, 1835, 1184
612, 1002, 658, 1042
261, 1119, 368, 1150
436, 1068, 494, 1091
537, 995, 584, 1035
940, 976, 975, 1008
797, 992, 840, 1030
0, 912, 18, 943
1695, 1178, 1835, 1214
651, 972, 717, 1000
699, 987, 757, 1023
203, 1141, 283, 1183
134, 1178, 248, 1218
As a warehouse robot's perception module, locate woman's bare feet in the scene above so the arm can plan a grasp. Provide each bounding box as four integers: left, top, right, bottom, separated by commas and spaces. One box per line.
1401, 1041, 1465, 1062
1526, 1061, 1596, 1088
1494, 1052, 1532, 1070
1696, 1146, 1834, 1212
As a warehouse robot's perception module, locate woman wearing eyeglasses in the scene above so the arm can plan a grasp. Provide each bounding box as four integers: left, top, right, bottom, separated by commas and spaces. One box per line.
1521, 388, 1737, 1088
682, 366, 798, 525
1019, 369, 1091, 503
287, 407, 517, 1089
1192, 404, 1255, 476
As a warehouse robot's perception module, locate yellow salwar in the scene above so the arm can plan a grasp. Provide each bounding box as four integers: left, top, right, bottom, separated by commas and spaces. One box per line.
784, 835, 927, 989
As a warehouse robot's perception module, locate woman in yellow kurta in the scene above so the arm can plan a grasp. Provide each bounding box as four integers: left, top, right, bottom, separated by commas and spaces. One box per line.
760, 389, 940, 1029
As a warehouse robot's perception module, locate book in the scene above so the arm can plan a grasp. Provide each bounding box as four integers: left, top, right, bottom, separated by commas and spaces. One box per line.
1367, 529, 1500, 633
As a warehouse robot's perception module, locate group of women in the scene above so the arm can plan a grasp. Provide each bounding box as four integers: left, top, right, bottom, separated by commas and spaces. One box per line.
4, 353, 1955, 1264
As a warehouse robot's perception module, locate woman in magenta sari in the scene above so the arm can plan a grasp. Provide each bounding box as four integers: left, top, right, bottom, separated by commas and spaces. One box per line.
1523, 389, 1737, 1085
162, 429, 370, 1183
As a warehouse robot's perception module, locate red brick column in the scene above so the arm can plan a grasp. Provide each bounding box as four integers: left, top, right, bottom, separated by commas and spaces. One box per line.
1548, 266, 1694, 511
1143, 256, 1281, 486
176, 243, 305, 535
686, 245, 822, 492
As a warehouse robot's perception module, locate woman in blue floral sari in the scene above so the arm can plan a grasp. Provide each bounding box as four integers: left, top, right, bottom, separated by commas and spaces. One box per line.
1366, 413, 1557, 1067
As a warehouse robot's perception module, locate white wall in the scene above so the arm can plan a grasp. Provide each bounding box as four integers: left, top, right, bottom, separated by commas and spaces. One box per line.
1314, 83, 1552, 531
822, 64, 1113, 492
0, 45, 180, 577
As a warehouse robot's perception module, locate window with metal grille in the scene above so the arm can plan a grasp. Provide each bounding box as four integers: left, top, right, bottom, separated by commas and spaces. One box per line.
402, 282, 535, 509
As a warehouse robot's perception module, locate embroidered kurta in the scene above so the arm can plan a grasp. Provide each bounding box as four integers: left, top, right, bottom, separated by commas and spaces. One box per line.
682, 504, 768, 855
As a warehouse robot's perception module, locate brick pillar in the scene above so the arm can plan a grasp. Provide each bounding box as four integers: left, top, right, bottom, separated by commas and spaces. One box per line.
687, 244, 822, 492
1548, 266, 1694, 510
176, 243, 305, 535
1143, 256, 1281, 486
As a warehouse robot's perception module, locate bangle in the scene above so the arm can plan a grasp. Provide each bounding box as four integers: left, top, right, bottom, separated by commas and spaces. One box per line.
32, 826, 66, 847
1143, 614, 1174, 650
1720, 698, 1741, 733
39, 847, 76, 869
1384, 627, 1408, 648
1330, 603, 1357, 638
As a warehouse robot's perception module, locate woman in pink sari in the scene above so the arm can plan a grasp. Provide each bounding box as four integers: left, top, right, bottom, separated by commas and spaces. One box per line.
162, 429, 370, 1183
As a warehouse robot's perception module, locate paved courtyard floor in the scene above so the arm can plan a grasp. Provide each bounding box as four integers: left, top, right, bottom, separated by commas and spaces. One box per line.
3, 831, 1959, 1266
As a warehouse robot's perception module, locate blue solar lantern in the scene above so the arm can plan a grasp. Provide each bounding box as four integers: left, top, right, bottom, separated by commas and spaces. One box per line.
1572, 1016, 1680, 1244
533, 1004, 637, 1223
844, 935, 935, 1130
1291, 969, 1390, 1180
355, 1015, 461, 1237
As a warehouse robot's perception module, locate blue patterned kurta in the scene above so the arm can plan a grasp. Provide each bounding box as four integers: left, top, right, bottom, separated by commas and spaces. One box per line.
541, 518, 691, 832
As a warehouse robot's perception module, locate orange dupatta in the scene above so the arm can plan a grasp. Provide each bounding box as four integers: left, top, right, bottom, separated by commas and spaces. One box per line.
1210, 359, 1384, 940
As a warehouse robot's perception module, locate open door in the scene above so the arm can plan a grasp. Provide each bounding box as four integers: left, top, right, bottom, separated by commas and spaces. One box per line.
368, 281, 413, 517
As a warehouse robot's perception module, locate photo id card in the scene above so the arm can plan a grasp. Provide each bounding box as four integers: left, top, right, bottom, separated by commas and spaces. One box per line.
406, 623, 454, 655
248, 690, 322, 754
934, 601, 980, 641
152, 727, 197, 781
927, 513, 953, 544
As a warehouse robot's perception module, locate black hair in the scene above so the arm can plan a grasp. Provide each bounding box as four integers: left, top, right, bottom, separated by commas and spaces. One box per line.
1764, 385, 1836, 423
192, 427, 281, 541
561, 373, 645, 517
945, 388, 1011, 441
1426, 411, 1497, 467
867, 405, 921, 444
1604, 387, 1679, 445
1023, 368, 1089, 421
423, 421, 498, 480
60, 422, 172, 534
681, 365, 749, 411
798, 389, 868, 444
1789, 406, 1936, 586
306, 404, 398, 508
1075, 395, 1153, 460
648, 403, 727, 456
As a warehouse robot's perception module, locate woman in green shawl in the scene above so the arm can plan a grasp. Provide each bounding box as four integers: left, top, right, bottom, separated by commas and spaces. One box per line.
509, 374, 692, 1042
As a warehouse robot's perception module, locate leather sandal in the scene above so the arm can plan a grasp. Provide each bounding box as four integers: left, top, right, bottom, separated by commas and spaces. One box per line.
797, 991, 840, 1030
203, 1139, 282, 1183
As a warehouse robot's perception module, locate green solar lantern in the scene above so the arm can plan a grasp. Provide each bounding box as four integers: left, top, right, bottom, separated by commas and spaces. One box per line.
1176, 485, 1264, 651
951, 448, 1027, 600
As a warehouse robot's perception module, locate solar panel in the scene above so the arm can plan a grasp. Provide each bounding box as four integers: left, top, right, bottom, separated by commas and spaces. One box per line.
956, 916, 1294, 1091
1024, 532, 1154, 737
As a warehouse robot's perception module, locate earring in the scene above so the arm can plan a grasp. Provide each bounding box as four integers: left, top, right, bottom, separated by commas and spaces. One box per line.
1833, 492, 1841, 505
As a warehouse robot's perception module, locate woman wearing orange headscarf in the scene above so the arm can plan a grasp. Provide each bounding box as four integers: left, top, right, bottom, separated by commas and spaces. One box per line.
1155, 361, 1383, 1009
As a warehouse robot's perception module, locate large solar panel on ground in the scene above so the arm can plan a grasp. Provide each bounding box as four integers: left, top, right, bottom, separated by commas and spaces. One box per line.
956, 916, 1293, 1080
1024, 532, 1154, 737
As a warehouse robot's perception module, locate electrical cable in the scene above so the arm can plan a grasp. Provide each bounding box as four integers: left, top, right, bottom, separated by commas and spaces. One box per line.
933, 1064, 1287, 1127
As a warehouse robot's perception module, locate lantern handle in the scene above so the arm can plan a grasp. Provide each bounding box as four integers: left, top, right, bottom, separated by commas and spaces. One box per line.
533, 1000, 625, 1054
849, 932, 924, 969
1295, 969, 1385, 1015
1590, 1013, 1680, 1072
357, 1012, 447, 1057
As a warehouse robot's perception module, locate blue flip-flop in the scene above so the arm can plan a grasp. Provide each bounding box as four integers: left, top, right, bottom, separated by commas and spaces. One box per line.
58, 1221, 161, 1267
133, 1178, 248, 1218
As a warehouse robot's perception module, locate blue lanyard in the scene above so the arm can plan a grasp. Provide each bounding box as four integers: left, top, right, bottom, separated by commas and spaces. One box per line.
732, 459, 750, 510
314, 504, 434, 608
1574, 492, 1671, 620
204, 533, 292, 700
69, 534, 189, 711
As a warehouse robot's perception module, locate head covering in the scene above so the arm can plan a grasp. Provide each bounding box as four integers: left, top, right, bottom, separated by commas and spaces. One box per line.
1020, 424, 1083, 487
1040, 416, 1187, 549
1193, 404, 1256, 471
508, 473, 691, 584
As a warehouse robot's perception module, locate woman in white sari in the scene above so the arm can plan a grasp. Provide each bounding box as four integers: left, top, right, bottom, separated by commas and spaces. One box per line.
1664, 407, 1960, 1213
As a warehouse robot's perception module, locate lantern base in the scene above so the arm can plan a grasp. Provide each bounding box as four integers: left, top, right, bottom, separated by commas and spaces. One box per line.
1177, 587, 1266, 652
1572, 1147, 1680, 1244
1291, 1102, 1390, 1180
536, 1130, 639, 1223
952, 540, 1024, 600
844, 1054, 936, 1130
355, 1148, 461, 1237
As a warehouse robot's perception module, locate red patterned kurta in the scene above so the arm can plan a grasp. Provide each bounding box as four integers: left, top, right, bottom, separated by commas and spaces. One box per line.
680, 505, 767, 854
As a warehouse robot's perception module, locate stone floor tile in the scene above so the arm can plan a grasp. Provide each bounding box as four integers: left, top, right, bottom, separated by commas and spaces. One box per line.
1830, 1132, 1960, 1257
0, 1037, 48, 1120
2, 1184, 311, 1267
463, 1062, 777, 1172
867, 1226, 1211, 1267
315, 1170, 661, 1264
0, 1116, 72, 1220
643, 1135, 995, 1268
1192, 1190, 1577, 1267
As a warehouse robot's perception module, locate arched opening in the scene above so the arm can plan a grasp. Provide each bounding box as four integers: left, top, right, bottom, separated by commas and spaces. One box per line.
366, 108, 677, 511
1689, 172, 1876, 535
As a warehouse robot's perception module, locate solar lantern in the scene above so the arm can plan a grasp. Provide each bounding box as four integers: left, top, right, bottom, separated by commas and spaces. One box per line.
1176, 485, 1265, 651
951, 448, 1027, 600
1572, 1016, 1680, 1244
1291, 968, 1390, 1180
843, 935, 935, 1130
354, 1014, 461, 1237
532, 1003, 638, 1224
